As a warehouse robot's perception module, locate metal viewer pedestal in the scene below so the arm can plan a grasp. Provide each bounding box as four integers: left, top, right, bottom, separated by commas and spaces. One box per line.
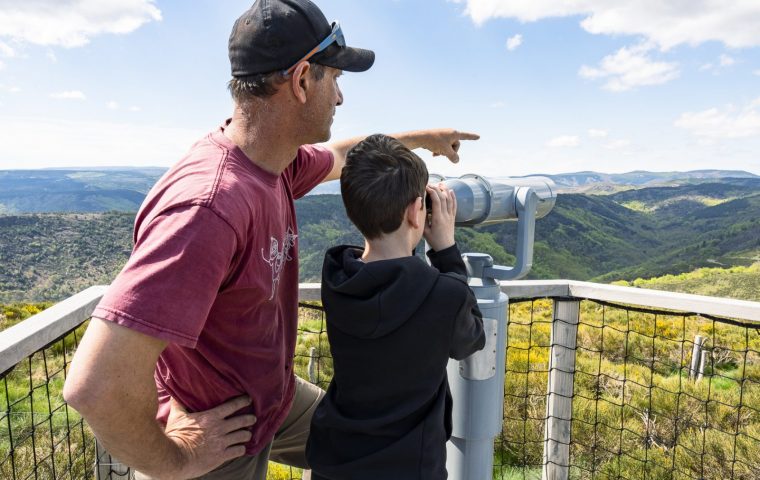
446, 253, 511, 480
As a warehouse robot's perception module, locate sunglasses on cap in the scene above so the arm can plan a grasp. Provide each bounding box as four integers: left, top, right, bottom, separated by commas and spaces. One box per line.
283, 22, 345, 75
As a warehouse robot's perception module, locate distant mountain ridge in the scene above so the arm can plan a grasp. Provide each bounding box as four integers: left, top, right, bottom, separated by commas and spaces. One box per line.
307, 170, 760, 196
1, 167, 757, 213
542, 170, 759, 194
546, 169, 758, 187
0, 169, 164, 214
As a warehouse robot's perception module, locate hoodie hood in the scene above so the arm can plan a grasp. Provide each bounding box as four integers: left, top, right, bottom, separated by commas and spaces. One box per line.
321, 245, 438, 338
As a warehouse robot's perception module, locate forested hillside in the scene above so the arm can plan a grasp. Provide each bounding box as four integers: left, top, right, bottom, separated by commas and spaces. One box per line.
614, 263, 760, 301
0, 213, 134, 302
1, 179, 758, 303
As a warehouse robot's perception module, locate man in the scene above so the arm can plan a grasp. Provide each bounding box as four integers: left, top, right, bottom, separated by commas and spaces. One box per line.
63, 1, 479, 479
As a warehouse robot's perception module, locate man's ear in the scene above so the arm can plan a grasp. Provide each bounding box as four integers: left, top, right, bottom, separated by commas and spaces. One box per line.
407, 197, 423, 229
290, 62, 311, 104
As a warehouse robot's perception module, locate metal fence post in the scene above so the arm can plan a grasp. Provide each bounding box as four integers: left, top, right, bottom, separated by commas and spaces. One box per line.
95, 439, 131, 479
542, 299, 580, 480
689, 335, 705, 380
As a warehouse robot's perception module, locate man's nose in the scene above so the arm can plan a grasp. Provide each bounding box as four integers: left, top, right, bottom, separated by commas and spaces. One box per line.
336, 86, 343, 106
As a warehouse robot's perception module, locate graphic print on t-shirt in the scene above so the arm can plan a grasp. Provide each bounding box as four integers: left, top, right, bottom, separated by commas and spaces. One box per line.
262, 227, 298, 300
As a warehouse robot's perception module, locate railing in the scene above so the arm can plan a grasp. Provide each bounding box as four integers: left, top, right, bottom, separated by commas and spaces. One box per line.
496, 281, 760, 480
2, 282, 759, 479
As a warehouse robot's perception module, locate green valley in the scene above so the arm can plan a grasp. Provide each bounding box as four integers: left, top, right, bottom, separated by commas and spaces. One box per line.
1, 176, 759, 303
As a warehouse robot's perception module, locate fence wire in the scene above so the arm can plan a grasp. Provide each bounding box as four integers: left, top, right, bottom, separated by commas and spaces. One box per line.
499, 298, 760, 480
3, 299, 760, 480
1, 322, 91, 480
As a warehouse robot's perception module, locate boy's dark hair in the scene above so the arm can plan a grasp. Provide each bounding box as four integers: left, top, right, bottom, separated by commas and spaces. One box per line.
341, 134, 428, 239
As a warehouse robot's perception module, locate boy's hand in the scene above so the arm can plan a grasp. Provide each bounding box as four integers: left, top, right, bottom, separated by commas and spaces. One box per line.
424, 183, 456, 252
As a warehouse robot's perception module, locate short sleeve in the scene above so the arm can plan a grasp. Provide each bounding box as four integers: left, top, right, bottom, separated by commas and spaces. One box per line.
287, 145, 334, 199
92, 205, 238, 348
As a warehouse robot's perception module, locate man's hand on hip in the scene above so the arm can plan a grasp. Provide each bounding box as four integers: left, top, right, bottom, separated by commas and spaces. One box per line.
166, 395, 257, 479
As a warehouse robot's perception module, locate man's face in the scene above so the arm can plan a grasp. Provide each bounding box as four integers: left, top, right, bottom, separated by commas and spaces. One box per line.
303, 66, 343, 143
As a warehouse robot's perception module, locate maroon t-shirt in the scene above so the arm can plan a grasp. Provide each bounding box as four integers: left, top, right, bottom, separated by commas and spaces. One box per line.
92, 122, 334, 455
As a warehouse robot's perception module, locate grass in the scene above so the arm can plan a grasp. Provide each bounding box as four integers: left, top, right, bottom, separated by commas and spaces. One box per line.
3, 293, 760, 479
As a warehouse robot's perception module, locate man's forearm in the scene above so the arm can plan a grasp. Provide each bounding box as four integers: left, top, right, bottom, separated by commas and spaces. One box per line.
322, 128, 477, 183
83, 394, 186, 479
327, 130, 442, 159
64, 318, 184, 478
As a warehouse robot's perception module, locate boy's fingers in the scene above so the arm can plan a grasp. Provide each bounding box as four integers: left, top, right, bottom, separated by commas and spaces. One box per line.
426, 185, 442, 207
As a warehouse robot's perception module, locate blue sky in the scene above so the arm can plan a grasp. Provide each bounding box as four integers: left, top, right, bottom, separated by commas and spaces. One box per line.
0, 0, 759, 177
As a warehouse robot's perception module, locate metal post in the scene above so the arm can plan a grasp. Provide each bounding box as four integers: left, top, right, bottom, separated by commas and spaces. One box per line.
542, 299, 580, 480
308, 346, 318, 384
696, 338, 708, 382
446, 253, 509, 480
689, 335, 705, 380
95, 439, 131, 479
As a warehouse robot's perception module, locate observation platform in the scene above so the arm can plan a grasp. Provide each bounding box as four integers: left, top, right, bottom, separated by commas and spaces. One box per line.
2, 281, 760, 479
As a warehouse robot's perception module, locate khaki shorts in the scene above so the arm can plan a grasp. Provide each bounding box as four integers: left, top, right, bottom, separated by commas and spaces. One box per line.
134, 376, 325, 480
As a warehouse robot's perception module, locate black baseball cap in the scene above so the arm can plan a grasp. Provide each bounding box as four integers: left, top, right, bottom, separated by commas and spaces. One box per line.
229, 0, 375, 77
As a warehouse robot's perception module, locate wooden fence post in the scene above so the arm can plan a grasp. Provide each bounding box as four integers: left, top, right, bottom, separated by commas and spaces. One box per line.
542, 299, 580, 480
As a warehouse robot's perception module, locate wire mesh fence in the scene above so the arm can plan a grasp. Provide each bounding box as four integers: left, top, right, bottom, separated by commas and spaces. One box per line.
0, 304, 331, 480
500, 298, 760, 480
3, 296, 760, 479
1, 321, 92, 480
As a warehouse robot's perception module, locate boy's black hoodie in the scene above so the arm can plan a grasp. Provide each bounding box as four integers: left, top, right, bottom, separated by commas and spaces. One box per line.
306, 244, 485, 480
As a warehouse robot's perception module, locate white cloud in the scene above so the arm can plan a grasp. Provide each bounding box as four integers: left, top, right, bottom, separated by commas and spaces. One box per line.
754, 70, 760, 77
46, 50, 57, 63
50, 90, 86, 100
579, 44, 679, 91
0, 0, 162, 48
702, 54, 738, 72
547, 135, 580, 148
9, 86, 20, 93
0, 59, 4, 71
128, 105, 141, 112
506, 34, 523, 51
106, 101, 119, 109
455, 1, 760, 49
675, 98, 760, 140
490, 101, 506, 108
588, 128, 608, 138
0, 117, 204, 169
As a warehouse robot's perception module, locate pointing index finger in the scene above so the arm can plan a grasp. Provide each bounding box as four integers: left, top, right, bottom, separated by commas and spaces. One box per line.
456, 131, 480, 141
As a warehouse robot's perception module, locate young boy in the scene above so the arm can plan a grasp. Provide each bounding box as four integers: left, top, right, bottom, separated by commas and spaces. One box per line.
306, 134, 486, 479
